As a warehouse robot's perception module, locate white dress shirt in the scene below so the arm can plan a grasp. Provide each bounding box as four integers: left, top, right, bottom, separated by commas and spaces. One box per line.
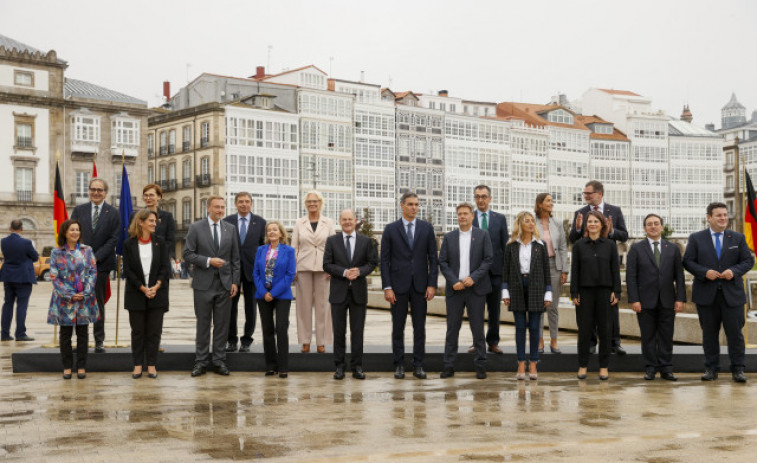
647, 237, 662, 253
502, 237, 552, 302
458, 228, 472, 281
138, 242, 152, 283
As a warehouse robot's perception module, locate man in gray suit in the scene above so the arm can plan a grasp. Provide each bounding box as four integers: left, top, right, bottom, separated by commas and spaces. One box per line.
184, 196, 240, 376
439, 202, 493, 379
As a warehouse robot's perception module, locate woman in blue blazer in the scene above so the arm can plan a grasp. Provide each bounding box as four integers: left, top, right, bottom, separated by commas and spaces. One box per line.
254, 221, 296, 378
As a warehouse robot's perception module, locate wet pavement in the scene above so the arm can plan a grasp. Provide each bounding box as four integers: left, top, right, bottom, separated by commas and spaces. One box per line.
2, 281, 756, 461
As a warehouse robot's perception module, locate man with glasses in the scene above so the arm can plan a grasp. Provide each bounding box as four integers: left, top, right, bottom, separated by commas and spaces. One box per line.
467, 185, 508, 355
70, 178, 121, 353
569, 180, 628, 354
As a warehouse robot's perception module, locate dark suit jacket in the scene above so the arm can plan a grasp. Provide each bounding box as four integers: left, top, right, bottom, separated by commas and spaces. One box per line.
472, 209, 508, 276
130, 209, 176, 259
569, 202, 628, 244
502, 239, 551, 312
683, 228, 754, 306
253, 244, 296, 300
323, 233, 379, 304
71, 201, 121, 272
223, 213, 266, 283
439, 228, 493, 296
0, 233, 38, 284
183, 218, 240, 291
570, 237, 622, 299
122, 236, 170, 311
626, 239, 686, 309
380, 218, 439, 294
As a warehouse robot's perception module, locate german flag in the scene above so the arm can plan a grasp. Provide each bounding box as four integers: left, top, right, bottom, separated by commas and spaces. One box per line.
53, 161, 68, 243
745, 170, 757, 251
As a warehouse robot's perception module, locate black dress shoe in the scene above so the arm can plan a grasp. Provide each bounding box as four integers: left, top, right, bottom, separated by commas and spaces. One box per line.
225, 342, 238, 353
577, 373, 587, 380
238, 344, 251, 353
660, 372, 678, 382
644, 369, 656, 381
440, 368, 455, 378
16, 335, 35, 342
352, 367, 366, 380
612, 346, 627, 356
94, 343, 105, 354
191, 364, 207, 377
77, 372, 87, 379
264, 370, 277, 376
63, 372, 72, 380
1, 336, 13, 341
475, 369, 487, 380
599, 374, 609, 381
701, 370, 718, 381
413, 367, 427, 379
147, 372, 158, 379
279, 372, 288, 378
732, 370, 747, 383
334, 366, 345, 380
394, 365, 405, 379
214, 363, 230, 375
589, 345, 597, 354
132, 372, 143, 379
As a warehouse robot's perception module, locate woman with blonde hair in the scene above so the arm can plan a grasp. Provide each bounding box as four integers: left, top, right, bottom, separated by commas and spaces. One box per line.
534, 193, 569, 354
502, 211, 551, 380
254, 221, 296, 377
122, 209, 171, 379
292, 191, 335, 353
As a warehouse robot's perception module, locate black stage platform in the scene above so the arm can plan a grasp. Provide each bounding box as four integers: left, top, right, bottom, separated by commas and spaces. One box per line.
11, 344, 757, 373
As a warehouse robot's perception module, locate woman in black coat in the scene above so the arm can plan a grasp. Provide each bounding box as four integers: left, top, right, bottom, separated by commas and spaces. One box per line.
141, 183, 176, 259
570, 210, 621, 381
123, 208, 170, 379
502, 211, 551, 380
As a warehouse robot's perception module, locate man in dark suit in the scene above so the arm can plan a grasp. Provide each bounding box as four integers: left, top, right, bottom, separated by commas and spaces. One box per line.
0, 219, 39, 341
440, 203, 493, 379
323, 209, 379, 380
70, 178, 120, 353
683, 202, 754, 383
183, 196, 240, 376
626, 214, 686, 381
469, 184, 508, 354
381, 192, 439, 380
569, 180, 628, 354
223, 192, 266, 353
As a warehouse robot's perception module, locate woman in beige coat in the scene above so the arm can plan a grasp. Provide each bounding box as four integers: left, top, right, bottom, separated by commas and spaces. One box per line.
292, 191, 335, 353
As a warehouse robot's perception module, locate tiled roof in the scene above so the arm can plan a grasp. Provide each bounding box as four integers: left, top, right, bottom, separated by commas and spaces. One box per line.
668, 119, 719, 137
575, 115, 630, 141
496, 102, 585, 130
598, 89, 641, 97
0, 33, 67, 64
65, 78, 146, 106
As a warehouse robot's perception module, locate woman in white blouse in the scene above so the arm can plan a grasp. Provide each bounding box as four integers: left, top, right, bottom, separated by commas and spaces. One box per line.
123, 209, 171, 379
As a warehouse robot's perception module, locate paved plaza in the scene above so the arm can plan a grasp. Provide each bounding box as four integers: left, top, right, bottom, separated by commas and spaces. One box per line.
1, 281, 756, 461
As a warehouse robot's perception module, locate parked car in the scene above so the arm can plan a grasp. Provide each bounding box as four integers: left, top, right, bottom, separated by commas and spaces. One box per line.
34, 256, 51, 281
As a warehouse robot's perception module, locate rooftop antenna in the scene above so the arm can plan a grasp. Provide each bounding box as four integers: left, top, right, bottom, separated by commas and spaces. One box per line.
267, 45, 273, 71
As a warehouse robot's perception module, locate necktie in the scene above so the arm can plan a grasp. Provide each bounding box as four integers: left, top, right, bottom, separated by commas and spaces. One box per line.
345, 235, 352, 263
92, 204, 100, 230
239, 217, 247, 244
213, 223, 220, 253
481, 212, 488, 231
714, 232, 722, 259
406, 222, 414, 249
593, 206, 599, 211
653, 241, 661, 267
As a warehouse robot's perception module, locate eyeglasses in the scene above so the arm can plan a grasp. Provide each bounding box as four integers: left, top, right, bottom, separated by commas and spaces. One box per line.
89, 188, 105, 193
582, 191, 595, 196
305, 200, 320, 204
474, 195, 490, 200
143, 193, 158, 198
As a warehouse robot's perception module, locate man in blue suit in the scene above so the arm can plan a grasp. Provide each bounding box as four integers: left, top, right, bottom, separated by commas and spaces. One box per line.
469, 184, 508, 354
0, 219, 39, 341
381, 192, 439, 379
683, 202, 754, 382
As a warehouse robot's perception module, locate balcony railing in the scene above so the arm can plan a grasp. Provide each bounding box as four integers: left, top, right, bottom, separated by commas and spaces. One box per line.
200, 137, 208, 148
183, 141, 191, 152
159, 146, 167, 156
165, 179, 177, 192
148, 147, 154, 159
17, 190, 32, 202
182, 218, 191, 227
182, 177, 193, 189
16, 137, 33, 148
196, 173, 211, 187
168, 144, 175, 155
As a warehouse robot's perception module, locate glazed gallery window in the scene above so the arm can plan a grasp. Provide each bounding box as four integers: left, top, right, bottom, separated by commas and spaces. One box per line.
112, 119, 139, 146
73, 115, 101, 142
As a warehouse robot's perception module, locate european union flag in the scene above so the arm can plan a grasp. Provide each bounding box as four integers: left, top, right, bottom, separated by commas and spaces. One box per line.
116, 164, 133, 255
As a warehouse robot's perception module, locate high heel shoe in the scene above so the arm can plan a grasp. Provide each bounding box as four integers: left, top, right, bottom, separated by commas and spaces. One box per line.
529, 363, 538, 380
301, 344, 310, 353
63, 370, 72, 380
577, 368, 587, 380
265, 370, 277, 376
550, 345, 562, 354
516, 361, 526, 380
132, 372, 142, 379
77, 371, 86, 379
599, 369, 610, 381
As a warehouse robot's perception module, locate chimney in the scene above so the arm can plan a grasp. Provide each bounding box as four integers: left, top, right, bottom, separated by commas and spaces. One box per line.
705, 123, 715, 131
438, 90, 448, 97
680, 104, 693, 123
255, 66, 265, 79
360, 71, 365, 83
163, 81, 171, 101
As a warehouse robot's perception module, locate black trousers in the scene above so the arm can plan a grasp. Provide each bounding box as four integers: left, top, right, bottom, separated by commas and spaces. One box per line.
391, 290, 427, 367
576, 287, 612, 368
229, 277, 257, 346
331, 288, 366, 369
259, 298, 291, 372
93, 271, 109, 344
484, 274, 502, 346
637, 301, 675, 373
697, 291, 745, 372
443, 288, 486, 370
128, 309, 165, 367
591, 303, 621, 348
60, 325, 88, 370
1, 282, 32, 338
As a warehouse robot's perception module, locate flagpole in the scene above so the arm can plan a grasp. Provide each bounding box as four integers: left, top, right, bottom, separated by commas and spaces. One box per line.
114, 150, 125, 347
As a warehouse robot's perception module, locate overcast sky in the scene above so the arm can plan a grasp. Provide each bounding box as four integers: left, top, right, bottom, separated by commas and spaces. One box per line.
2, 0, 755, 127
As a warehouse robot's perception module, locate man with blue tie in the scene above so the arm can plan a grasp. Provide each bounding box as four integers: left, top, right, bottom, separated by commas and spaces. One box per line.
381, 192, 439, 379
683, 202, 754, 382
0, 220, 39, 342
